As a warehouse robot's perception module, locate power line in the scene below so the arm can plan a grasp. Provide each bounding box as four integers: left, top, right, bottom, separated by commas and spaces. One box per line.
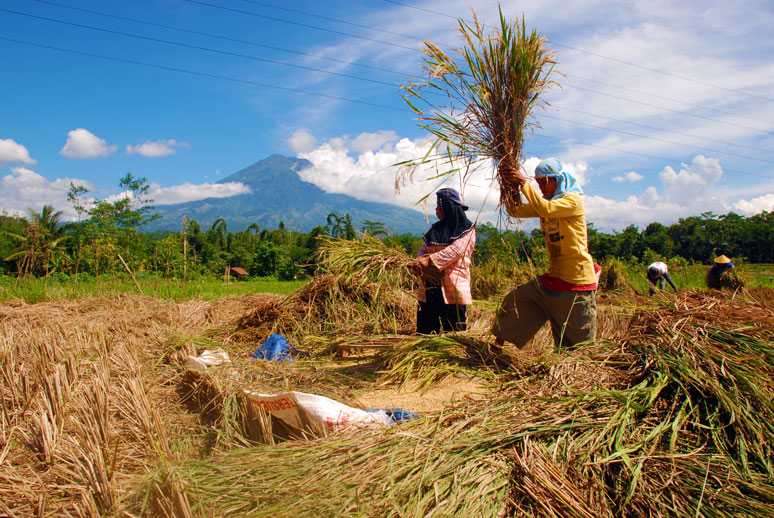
0, 7, 401, 88
234, 0, 422, 41
177, 0, 774, 133
565, 71, 771, 128
541, 112, 774, 167
2, 33, 770, 180
551, 104, 774, 156
181, 0, 420, 52
552, 40, 774, 104
379, 0, 774, 104
0, 34, 406, 112
30, 0, 420, 79
563, 80, 772, 135
532, 133, 774, 180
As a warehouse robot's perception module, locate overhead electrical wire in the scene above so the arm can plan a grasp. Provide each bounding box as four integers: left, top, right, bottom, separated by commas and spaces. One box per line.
0, 7, 402, 88
0, 35, 404, 111
378, 0, 774, 103
540, 113, 774, 167
29, 0, 421, 79
233, 0, 422, 41
2, 6, 772, 179
180, 0, 419, 52
51, 0, 772, 134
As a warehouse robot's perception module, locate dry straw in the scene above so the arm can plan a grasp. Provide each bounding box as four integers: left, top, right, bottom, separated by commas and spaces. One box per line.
400, 7, 556, 207
137, 292, 774, 516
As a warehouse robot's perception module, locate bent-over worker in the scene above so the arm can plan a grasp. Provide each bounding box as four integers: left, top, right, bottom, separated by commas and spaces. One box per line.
410, 188, 476, 334
646, 261, 677, 294
493, 158, 597, 349
706, 255, 735, 289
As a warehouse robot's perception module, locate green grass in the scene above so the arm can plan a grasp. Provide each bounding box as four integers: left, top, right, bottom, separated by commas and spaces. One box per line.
0, 274, 306, 303
623, 263, 773, 293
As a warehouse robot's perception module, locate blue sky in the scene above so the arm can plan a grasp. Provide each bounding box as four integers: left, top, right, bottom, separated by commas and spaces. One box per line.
1, 0, 773, 229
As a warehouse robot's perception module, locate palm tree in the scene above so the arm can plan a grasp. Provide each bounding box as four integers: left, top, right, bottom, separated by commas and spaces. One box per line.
361, 220, 389, 238
5, 205, 67, 276
209, 218, 228, 249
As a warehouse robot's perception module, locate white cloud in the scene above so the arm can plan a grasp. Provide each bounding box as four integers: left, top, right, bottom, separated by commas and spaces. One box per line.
126, 139, 188, 158
0, 167, 93, 219
95, 182, 251, 206
734, 193, 774, 215
60, 128, 117, 159
613, 171, 644, 183
350, 130, 398, 153
291, 0, 774, 191
660, 155, 723, 189
0, 138, 35, 165
149, 182, 251, 205
293, 129, 774, 230
288, 129, 318, 154
0, 166, 249, 217
297, 131, 589, 224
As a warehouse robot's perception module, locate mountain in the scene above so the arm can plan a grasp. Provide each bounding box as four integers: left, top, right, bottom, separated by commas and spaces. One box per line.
148, 154, 427, 234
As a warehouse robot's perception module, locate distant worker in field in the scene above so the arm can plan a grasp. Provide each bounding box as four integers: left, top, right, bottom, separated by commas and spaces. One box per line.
410, 188, 476, 334
646, 261, 677, 294
493, 158, 597, 350
706, 255, 740, 289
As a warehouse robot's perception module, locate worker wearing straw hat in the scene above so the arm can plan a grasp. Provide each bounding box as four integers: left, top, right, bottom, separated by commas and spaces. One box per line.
706, 255, 736, 289
493, 158, 597, 349
409, 188, 476, 334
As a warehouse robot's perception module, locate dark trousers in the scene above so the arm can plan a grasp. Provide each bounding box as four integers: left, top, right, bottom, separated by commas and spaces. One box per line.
417, 287, 467, 334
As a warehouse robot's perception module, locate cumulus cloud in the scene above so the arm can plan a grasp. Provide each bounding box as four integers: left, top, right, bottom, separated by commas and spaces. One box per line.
60, 128, 117, 159
660, 155, 723, 189
0, 167, 93, 218
288, 129, 318, 154
291, 130, 774, 230
734, 193, 774, 215
296, 131, 589, 224
149, 182, 251, 205
349, 131, 398, 153
0, 166, 249, 217
126, 139, 189, 158
0, 138, 35, 165
612, 171, 644, 183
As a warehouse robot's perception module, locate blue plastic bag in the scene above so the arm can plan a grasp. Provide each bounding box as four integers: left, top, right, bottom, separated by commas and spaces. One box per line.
366, 408, 420, 424
252, 333, 294, 362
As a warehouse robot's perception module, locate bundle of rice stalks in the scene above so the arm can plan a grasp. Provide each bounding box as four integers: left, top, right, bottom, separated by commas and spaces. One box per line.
470, 260, 528, 299
717, 268, 745, 290
233, 274, 415, 346
316, 235, 416, 291
400, 8, 556, 208
601, 258, 630, 291
135, 292, 774, 516
377, 334, 508, 389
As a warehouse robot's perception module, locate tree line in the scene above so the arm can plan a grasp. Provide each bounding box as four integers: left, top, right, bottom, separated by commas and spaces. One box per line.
1, 175, 771, 279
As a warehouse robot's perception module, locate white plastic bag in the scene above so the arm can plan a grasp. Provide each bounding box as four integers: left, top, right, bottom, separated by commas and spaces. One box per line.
184, 349, 231, 371
242, 390, 392, 435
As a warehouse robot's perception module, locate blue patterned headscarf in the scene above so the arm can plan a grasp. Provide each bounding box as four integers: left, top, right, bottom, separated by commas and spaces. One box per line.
534, 158, 583, 200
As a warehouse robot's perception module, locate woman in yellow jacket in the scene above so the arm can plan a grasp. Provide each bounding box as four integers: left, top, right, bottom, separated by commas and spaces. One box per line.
494, 158, 598, 349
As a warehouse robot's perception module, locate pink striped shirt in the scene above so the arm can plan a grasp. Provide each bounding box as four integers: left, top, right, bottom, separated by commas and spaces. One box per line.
417, 227, 476, 305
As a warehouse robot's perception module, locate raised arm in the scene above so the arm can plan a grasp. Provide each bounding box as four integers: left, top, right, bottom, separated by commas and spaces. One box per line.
519, 182, 583, 219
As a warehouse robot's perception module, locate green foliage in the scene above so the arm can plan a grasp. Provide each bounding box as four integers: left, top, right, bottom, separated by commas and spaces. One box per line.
588, 212, 774, 264
0, 274, 304, 303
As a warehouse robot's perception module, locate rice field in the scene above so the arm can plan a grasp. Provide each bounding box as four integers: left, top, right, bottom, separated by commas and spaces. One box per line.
1, 251, 772, 516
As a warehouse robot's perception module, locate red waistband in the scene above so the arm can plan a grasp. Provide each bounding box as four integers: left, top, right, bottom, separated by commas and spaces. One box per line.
539, 274, 598, 292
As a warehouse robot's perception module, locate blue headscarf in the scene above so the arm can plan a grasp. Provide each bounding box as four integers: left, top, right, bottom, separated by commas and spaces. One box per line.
534, 158, 583, 200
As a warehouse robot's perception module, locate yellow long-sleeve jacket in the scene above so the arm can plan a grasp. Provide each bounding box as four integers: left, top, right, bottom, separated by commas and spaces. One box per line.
507, 182, 596, 286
